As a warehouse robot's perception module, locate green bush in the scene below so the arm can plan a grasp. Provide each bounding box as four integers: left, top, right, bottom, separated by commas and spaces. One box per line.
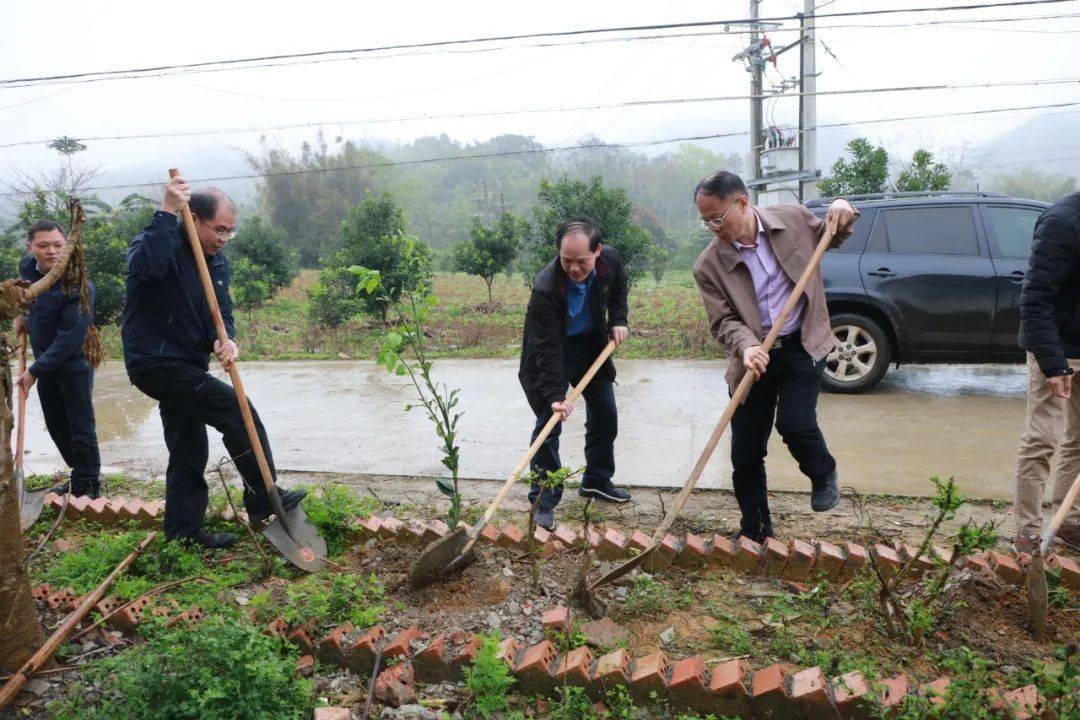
299, 483, 381, 556
229, 216, 300, 312
281, 571, 386, 628
50, 619, 312, 720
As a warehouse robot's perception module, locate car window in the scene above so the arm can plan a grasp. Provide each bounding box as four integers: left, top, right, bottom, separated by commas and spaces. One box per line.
809, 207, 874, 253
984, 205, 1043, 259
882, 206, 980, 256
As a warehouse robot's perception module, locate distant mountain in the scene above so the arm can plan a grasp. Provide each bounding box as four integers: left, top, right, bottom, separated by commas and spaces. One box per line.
977, 112, 1080, 180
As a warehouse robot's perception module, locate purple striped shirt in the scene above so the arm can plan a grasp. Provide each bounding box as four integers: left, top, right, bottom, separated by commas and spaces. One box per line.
732, 212, 805, 336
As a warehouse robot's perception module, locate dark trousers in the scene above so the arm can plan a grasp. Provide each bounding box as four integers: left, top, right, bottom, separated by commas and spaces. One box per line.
526, 335, 618, 513
730, 334, 835, 539
36, 369, 100, 495
129, 361, 275, 539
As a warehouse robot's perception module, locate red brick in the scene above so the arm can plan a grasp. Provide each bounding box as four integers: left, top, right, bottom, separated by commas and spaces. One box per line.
532, 526, 551, 546
377, 515, 403, 539
932, 545, 954, 565
629, 650, 669, 703
97, 499, 123, 525
675, 533, 708, 569
833, 670, 872, 720
401, 519, 426, 543
133, 500, 159, 525
668, 656, 712, 713
447, 633, 482, 680
354, 515, 382, 538
791, 666, 831, 719
586, 527, 603, 552
538, 539, 565, 559
871, 543, 902, 579
498, 523, 525, 549
169, 606, 205, 627
629, 529, 652, 554
898, 543, 935, 577
1001, 684, 1039, 719
762, 537, 789, 577
346, 625, 386, 675
295, 655, 315, 678
542, 606, 571, 634
733, 536, 763, 573
782, 539, 816, 581
265, 617, 288, 638
286, 626, 315, 654
750, 663, 790, 718
1047, 554, 1080, 591
643, 534, 679, 572
841, 541, 870, 580
554, 646, 594, 687
708, 534, 737, 568
384, 627, 422, 659
989, 551, 1024, 585
709, 659, 751, 717
66, 495, 90, 515
412, 634, 451, 683
83, 497, 109, 522
921, 678, 950, 707
108, 605, 144, 634
421, 519, 450, 544
965, 551, 991, 573
496, 637, 520, 666
318, 623, 354, 666
32, 583, 52, 601
313, 708, 349, 720
94, 595, 123, 616
479, 524, 502, 545
513, 641, 558, 695
374, 662, 416, 708
46, 587, 77, 611
592, 648, 631, 694
815, 540, 846, 580
880, 674, 909, 714
554, 524, 579, 547
599, 527, 629, 560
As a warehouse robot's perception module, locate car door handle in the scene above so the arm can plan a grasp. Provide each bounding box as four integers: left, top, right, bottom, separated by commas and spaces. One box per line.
867, 268, 896, 278
1000, 271, 1025, 283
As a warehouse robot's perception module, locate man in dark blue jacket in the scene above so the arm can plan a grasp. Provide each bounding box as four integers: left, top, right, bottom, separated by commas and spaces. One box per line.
518, 218, 632, 530
15, 220, 101, 498
122, 175, 304, 549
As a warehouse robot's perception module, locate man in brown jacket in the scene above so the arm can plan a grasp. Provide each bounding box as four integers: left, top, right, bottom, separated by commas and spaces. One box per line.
692, 171, 857, 541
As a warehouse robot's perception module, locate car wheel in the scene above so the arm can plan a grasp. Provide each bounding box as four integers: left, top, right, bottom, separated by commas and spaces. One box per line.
822, 313, 892, 394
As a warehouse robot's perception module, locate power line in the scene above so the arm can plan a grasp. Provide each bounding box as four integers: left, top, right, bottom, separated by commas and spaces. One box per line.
5, 76, 1078, 151
2, 0, 1074, 89
4, 97, 1079, 199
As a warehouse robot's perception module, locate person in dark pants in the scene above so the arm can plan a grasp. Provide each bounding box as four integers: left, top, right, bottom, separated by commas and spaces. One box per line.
121, 174, 304, 549
14, 221, 101, 498
692, 172, 857, 542
518, 218, 632, 530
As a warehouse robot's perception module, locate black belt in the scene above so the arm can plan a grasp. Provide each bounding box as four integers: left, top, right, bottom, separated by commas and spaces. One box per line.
768, 331, 800, 351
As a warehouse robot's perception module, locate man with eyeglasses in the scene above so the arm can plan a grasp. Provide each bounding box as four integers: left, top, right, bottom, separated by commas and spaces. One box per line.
121, 174, 305, 549
692, 171, 857, 542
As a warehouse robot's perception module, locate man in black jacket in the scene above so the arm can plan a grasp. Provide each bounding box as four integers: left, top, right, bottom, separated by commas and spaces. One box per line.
14, 221, 101, 497
518, 218, 631, 530
1014, 190, 1080, 552
122, 174, 304, 549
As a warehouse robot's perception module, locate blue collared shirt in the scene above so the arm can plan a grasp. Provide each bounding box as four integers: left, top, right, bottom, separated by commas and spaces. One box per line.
566, 270, 595, 336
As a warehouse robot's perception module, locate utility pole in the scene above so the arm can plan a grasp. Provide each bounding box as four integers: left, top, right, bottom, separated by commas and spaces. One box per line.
798, 0, 818, 202
749, 0, 763, 203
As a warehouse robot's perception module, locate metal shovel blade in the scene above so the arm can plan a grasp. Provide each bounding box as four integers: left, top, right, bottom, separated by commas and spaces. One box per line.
16, 469, 47, 532
1026, 549, 1048, 640
409, 527, 475, 590
261, 503, 327, 572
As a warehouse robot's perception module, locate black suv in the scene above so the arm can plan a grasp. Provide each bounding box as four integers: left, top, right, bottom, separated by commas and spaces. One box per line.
806, 191, 1050, 393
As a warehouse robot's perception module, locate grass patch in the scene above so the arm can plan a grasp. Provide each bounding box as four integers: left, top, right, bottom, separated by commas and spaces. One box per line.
298, 482, 382, 556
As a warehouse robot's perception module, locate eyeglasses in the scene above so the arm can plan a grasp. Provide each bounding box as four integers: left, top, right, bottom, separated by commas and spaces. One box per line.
199, 217, 237, 240
699, 199, 741, 231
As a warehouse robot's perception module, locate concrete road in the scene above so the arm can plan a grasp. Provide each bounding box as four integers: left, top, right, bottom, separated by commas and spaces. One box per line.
19, 359, 1029, 500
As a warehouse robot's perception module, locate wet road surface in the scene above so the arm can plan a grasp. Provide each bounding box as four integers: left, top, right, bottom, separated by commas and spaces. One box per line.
19, 360, 1029, 500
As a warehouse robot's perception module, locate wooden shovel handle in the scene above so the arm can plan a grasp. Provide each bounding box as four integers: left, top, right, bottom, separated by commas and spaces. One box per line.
589, 215, 841, 591
1041, 470, 1080, 554
462, 339, 618, 554
168, 169, 276, 497
15, 332, 27, 473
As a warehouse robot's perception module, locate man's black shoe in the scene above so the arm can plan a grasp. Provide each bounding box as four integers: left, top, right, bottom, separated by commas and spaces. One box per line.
732, 527, 774, 544
578, 481, 631, 504
534, 508, 555, 532
811, 470, 840, 512
248, 487, 308, 526
178, 530, 237, 550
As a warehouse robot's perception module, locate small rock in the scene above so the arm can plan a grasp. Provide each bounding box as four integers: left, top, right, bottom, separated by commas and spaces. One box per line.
486, 611, 502, 629
364, 539, 377, 550
314, 707, 351, 720
521, 600, 534, 617
380, 705, 439, 719
23, 679, 50, 696
659, 626, 676, 644
505, 600, 520, 615
53, 538, 76, 552
580, 617, 629, 649
615, 587, 628, 600
502, 566, 514, 578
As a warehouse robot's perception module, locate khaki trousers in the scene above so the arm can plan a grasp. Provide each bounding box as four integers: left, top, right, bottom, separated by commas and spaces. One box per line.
1014, 353, 1080, 540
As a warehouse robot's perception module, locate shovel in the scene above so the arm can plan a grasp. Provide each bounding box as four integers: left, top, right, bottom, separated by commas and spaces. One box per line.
409, 339, 618, 590
583, 215, 842, 597
168, 169, 326, 572
1026, 468, 1080, 639
15, 333, 48, 531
